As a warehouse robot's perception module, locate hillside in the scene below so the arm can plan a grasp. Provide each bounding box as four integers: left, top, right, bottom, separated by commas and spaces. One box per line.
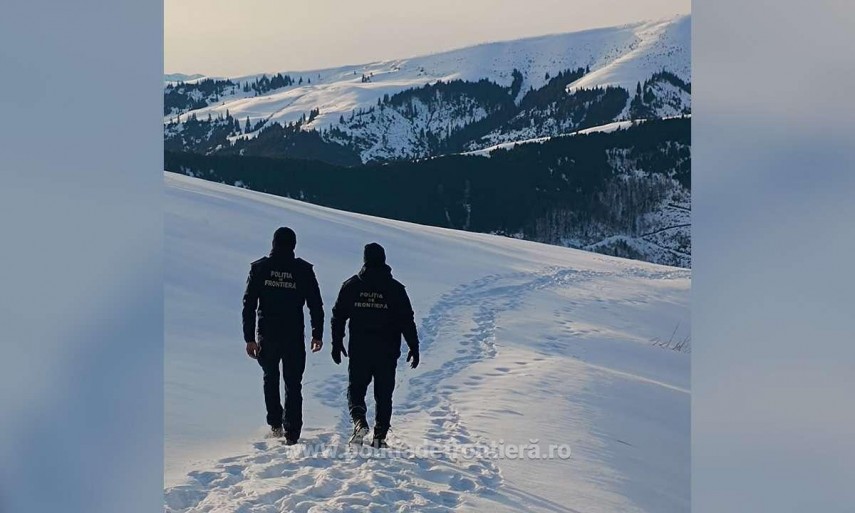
164, 16, 690, 164
166, 117, 691, 267
164, 173, 690, 512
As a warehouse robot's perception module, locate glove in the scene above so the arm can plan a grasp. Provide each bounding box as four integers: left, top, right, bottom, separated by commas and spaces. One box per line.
331, 342, 348, 365
406, 349, 419, 369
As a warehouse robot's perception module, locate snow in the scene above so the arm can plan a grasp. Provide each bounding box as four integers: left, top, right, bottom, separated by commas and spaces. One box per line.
568, 15, 690, 93
463, 120, 643, 157
576, 119, 639, 135
165, 16, 690, 133
164, 172, 690, 512
164, 73, 207, 84
640, 79, 692, 117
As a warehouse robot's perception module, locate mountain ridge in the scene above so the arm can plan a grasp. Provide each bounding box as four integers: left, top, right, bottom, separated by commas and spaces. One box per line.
164, 15, 690, 160
163, 15, 691, 268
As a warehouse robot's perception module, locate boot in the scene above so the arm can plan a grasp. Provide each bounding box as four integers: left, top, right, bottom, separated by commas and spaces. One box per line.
349, 419, 369, 444
369, 436, 388, 449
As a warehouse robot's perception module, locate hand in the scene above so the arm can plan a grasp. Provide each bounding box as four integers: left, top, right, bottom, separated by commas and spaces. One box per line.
331, 343, 348, 365
246, 341, 260, 359
311, 338, 323, 353
406, 349, 420, 369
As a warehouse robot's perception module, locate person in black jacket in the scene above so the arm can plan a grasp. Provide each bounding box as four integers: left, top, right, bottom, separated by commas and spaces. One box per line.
242, 227, 324, 444
330, 242, 420, 448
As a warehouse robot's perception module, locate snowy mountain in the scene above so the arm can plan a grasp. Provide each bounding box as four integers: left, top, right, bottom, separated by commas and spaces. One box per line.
164, 73, 206, 83
163, 15, 691, 268
164, 16, 690, 164
164, 172, 690, 513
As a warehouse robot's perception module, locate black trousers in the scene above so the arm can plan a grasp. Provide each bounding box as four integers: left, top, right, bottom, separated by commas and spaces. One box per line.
347, 354, 397, 439
257, 342, 306, 438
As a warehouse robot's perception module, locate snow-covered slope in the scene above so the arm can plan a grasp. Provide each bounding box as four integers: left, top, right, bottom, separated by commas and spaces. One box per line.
165, 15, 689, 133
462, 120, 643, 157
567, 15, 690, 93
164, 173, 690, 512
164, 73, 206, 84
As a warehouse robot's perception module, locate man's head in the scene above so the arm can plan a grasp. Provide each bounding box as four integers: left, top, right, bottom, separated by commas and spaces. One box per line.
363, 242, 386, 267
272, 226, 297, 252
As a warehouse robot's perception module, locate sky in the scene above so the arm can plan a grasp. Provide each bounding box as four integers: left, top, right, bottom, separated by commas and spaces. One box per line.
165, 0, 690, 77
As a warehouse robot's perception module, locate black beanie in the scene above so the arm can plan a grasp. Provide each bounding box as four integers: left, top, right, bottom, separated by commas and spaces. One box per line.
272, 227, 297, 251
363, 242, 386, 266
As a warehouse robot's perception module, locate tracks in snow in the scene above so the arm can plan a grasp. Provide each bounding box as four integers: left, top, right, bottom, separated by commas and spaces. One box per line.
165, 266, 642, 512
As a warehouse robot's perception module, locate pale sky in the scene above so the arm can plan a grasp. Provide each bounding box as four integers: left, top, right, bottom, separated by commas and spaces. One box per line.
165, 0, 690, 77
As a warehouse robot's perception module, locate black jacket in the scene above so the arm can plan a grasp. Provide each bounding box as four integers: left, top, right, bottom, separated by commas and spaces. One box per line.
331, 264, 419, 359
242, 250, 324, 345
